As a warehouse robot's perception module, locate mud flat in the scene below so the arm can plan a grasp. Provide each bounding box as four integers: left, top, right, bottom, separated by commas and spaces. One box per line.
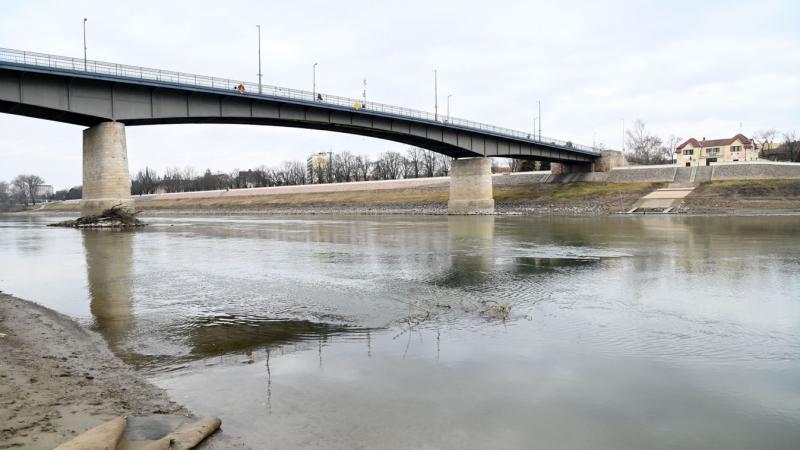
0, 293, 243, 449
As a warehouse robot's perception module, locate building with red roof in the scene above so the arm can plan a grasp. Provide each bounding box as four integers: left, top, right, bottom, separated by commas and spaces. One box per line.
675, 134, 757, 166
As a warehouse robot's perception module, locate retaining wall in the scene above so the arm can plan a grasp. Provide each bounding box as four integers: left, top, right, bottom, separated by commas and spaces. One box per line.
49, 162, 800, 209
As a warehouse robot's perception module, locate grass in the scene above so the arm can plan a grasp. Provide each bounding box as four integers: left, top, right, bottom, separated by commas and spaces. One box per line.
40, 182, 666, 212
137, 187, 450, 210
494, 182, 660, 201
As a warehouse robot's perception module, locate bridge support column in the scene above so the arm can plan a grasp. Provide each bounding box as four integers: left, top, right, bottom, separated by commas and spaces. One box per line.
81, 122, 133, 216
447, 157, 494, 214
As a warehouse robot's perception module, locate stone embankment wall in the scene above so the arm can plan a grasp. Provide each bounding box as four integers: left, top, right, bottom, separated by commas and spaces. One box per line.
50, 162, 800, 208
535, 161, 800, 184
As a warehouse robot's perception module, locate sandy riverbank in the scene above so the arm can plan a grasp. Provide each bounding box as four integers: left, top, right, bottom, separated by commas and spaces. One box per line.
0, 293, 243, 449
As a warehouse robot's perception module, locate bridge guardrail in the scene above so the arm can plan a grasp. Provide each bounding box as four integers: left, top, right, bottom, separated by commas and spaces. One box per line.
0, 48, 600, 155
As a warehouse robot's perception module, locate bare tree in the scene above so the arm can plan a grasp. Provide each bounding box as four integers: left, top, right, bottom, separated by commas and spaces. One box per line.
663, 134, 682, 164
782, 131, 800, 162
405, 147, 424, 178
435, 154, 452, 176
625, 120, 669, 165
354, 155, 372, 180
131, 167, 159, 195
421, 149, 438, 177
333, 151, 357, 182
373, 151, 405, 180
755, 129, 778, 153
11, 174, 44, 205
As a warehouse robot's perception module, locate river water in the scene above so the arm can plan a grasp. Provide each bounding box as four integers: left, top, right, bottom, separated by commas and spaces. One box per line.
1, 214, 799, 449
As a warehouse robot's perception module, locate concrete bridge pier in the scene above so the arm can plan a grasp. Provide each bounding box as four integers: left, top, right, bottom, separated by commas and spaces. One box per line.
81, 122, 133, 216
447, 157, 495, 214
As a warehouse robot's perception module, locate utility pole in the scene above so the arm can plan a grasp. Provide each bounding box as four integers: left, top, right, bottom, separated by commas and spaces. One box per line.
622, 119, 626, 152
313, 62, 318, 100
447, 94, 452, 121
83, 18, 87, 71
433, 69, 438, 121
256, 25, 262, 94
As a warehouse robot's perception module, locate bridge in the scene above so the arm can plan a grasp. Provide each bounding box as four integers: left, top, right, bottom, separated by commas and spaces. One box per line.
0, 48, 617, 215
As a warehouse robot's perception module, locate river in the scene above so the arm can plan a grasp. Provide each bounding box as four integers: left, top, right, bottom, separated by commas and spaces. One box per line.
1, 214, 798, 449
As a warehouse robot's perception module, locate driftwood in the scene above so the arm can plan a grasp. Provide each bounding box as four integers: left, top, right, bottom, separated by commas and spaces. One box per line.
55, 416, 221, 450
49, 205, 146, 228
54, 417, 127, 450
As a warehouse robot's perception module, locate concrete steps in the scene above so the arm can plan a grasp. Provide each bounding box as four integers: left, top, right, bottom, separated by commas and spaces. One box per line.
626, 185, 696, 214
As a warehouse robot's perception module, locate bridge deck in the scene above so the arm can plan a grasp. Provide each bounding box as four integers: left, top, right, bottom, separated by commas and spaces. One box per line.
0, 48, 600, 161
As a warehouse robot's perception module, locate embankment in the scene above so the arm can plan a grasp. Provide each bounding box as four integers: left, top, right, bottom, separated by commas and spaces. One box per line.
38, 161, 800, 215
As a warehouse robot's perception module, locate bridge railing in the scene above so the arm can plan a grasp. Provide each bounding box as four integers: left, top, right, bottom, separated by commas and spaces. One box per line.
0, 48, 600, 155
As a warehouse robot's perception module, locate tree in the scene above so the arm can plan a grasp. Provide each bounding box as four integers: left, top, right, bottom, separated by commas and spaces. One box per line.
421, 149, 438, 177
663, 134, 682, 164
0, 181, 15, 211
405, 147, 424, 179
624, 120, 669, 165
354, 155, 372, 180
755, 129, 778, 153
373, 151, 405, 180
333, 151, 357, 182
782, 131, 799, 162
435, 154, 452, 176
11, 174, 44, 205
131, 167, 159, 195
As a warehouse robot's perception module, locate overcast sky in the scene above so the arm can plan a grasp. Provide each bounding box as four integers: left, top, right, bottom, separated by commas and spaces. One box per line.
1, 0, 798, 189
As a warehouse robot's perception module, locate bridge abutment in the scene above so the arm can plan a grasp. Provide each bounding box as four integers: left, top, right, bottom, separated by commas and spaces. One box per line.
81, 122, 133, 216
550, 150, 627, 175
447, 158, 494, 214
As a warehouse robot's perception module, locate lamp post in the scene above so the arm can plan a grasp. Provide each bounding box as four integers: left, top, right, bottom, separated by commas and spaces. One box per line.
433, 69, 438, 121
82, 18, 87, 71
313, 62, 318, 100
532, 118, 537, 140
256, 25, 262, 94
537, 100, 541, 140
447, 94, 452, 122
362, 78, 367, 103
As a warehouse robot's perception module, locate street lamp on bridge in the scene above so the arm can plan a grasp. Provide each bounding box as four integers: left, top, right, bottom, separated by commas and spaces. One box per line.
537, 100, 542, 140
313, 62, 318, 100
433, 69, 438, 121
256, 25, 263, 94
447, 94, 452, 122
82, 18, 87, 72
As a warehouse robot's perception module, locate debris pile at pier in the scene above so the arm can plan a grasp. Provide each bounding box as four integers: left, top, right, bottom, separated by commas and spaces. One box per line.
49, 205, 145, 228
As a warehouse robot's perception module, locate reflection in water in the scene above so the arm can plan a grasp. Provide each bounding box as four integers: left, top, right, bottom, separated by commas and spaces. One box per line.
182, 314, 365, 360
433, 216, 495, 287
83, 230, 135, 347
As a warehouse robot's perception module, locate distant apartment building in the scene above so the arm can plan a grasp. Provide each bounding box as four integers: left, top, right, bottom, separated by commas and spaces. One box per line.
675, 134, 757, 166
34, 184, 54, 199
306, 152, 331, 184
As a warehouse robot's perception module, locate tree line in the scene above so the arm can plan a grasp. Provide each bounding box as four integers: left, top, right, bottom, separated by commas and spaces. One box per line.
131, 148, 454, 194
0, 174, 49, 212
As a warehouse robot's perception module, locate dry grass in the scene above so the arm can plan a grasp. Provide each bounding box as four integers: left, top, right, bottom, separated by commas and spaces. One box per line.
136, 187, 450, 210
494, 182, 660, 201
40, 182, 665, 213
